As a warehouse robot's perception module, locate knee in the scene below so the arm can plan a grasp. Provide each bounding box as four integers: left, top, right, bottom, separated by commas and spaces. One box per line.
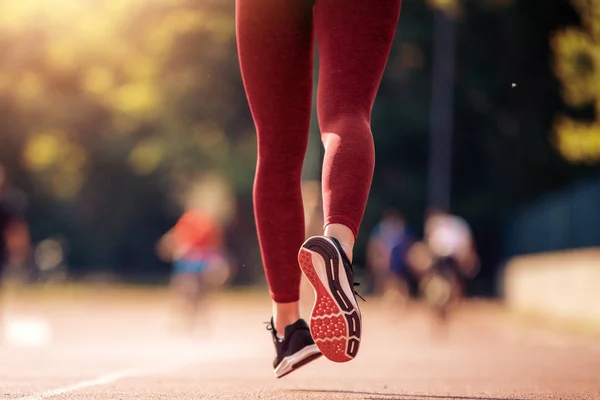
319, 111, 371, 138
319, 112, 373, 151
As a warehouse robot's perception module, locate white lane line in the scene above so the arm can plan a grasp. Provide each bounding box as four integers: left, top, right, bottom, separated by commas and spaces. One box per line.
16, 366, 170, 400
15, 345, 262, 400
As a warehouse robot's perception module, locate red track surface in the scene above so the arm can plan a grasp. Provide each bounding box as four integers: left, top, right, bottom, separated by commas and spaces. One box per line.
1, 289, 599, 399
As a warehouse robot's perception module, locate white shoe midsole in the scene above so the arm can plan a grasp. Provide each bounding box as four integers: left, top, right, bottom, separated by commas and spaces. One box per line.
274, 344, 321, 377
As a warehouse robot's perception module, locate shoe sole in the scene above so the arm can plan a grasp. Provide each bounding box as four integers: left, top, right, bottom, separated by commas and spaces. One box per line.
298, 236, 361, 363
274, 344, 322, 379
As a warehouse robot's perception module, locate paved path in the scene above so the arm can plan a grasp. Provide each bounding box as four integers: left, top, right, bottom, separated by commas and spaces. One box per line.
1, 288, 598, 400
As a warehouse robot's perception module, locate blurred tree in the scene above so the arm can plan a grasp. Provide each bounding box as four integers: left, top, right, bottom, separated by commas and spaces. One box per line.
0, 0, 262, 281
0, 0, 244, 197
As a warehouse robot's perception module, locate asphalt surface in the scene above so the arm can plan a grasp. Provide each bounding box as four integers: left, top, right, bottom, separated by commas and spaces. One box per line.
1, 287, 599, 400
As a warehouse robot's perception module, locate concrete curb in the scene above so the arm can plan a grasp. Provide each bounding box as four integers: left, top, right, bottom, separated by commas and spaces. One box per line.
502, 247, 600, 334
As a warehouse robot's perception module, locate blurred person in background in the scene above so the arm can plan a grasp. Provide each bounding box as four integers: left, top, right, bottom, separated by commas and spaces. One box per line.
366, 210, 414, 297
157, 207, 230, 336
157, 172, 235, 337
386, 221, 418, 312
236, 0, 401, 376
0, 165, 31, 334
419, 208, 479, 320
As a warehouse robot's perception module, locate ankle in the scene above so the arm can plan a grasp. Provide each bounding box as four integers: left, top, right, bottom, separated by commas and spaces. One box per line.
272, 301, 300, 336
339, 243, 353, 262
324, 223, 355, 262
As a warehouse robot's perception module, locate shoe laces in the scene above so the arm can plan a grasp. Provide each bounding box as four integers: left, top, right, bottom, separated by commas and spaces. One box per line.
265, 320, 284, 343
265, 320, 276, 332
353, 282, 366, 302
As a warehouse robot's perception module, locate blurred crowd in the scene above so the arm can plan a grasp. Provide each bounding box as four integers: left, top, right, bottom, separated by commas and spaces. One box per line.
366, 206, 479, 319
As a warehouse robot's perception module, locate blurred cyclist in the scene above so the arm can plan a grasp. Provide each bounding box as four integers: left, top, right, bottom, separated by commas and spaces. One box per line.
157, 208, 230, 335
420, 208, 479, 318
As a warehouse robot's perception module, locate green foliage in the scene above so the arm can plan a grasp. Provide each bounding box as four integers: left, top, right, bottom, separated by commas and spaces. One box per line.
0, 0, 249, 200
552, 1, 600, 164
0, 0, 261, 279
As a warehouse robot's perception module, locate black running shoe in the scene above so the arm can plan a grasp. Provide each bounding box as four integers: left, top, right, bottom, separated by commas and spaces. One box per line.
267, 318, 322, 378
298, 236, 363, 363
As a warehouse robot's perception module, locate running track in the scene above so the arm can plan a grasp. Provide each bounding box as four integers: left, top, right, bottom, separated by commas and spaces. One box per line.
1, 287, 598, 400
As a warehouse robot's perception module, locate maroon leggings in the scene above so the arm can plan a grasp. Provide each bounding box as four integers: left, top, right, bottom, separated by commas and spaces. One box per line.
236, 0, 401, 303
